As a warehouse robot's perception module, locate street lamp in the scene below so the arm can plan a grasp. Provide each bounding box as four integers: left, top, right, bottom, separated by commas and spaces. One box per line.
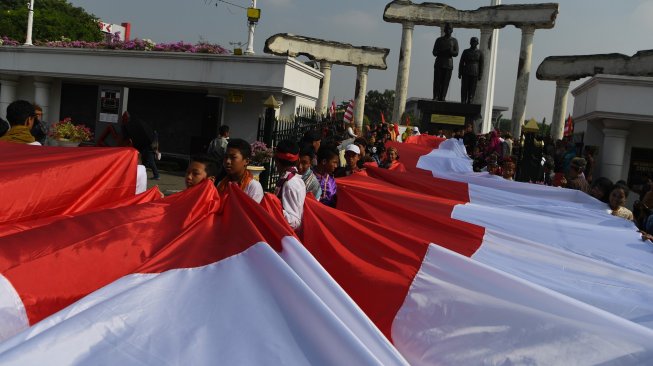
244, 0, 260, 55
24, 0, 35, 46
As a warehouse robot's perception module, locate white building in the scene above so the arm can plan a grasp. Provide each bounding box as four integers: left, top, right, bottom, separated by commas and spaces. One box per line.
0, 46, 321, 156
572, 74, 653, 187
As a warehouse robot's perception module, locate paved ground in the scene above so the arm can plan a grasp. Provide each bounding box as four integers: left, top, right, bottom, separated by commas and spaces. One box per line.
145, 160, 187, 196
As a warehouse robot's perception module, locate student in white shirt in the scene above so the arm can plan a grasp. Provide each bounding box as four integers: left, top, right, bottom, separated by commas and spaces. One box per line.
274, 140, 306, 230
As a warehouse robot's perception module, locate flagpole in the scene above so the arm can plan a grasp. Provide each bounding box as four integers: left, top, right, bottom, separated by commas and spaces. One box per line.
24, 0, 35, 46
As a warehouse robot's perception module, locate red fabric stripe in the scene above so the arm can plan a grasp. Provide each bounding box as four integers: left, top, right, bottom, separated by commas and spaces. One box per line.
0, 142, 138, 225
385, 141, 433, 175
0, 187, 162, 238
301, 198, 429, 342
365, 166, 470, 202
403, 134, 446, 149
336, 174, 484, 257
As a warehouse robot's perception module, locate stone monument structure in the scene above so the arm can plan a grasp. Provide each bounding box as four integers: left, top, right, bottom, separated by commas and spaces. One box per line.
383, 1, 558, 136
459, 37, 484, 104
264, 33, 390, 133
537, 50, 653, 141
432, 23, 459, 101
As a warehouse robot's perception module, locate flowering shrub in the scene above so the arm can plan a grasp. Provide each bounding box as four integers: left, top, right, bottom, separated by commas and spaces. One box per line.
0, 34, 230, 55
0, 36, 20, 46
250, 141, 273, 166
49, 118, 93, 142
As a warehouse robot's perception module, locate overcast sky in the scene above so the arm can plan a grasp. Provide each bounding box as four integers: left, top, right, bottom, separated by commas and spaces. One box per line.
69, 0, 653, 123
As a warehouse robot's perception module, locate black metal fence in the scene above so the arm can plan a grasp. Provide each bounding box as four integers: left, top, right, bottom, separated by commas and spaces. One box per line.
257, 106, 342, 192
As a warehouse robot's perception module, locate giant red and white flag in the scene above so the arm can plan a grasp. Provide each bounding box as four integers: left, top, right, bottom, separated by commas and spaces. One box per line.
2, 138, 653, 365
0, 182, 406, 365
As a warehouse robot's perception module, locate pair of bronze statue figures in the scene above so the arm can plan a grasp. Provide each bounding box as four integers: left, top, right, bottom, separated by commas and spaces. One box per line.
433, 23, 483, 104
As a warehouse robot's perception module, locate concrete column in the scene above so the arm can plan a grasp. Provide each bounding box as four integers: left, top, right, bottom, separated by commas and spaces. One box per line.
33, 79, 52, 123
354, 65, 369, 132
316, 61, 332, 115
600, 128, 629, 182
550, 79, 570, 141
474, 27, 492, 132
511, 26, 535, 138
392, 22, 414, 123
0, 78, 18, 120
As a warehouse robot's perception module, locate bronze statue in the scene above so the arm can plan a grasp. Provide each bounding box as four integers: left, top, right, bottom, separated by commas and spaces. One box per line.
459, 37, 483, 104
432, 23, 459, 101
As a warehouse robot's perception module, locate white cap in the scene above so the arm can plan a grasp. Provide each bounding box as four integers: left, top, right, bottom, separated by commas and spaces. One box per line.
413, 126, 420, 132
345, 144, 361, 154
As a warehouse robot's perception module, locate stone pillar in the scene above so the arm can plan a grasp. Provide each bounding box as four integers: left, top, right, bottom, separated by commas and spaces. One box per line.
316, 61, 332, 115
33, 79, 52, 123
474, 27, 492, 132
354, 66, 369, 132
392, 22, 414, 123
550, 79, 570, 141
0, 78, 18, 120
511, 26, 535, 138
600, 128, 629, 182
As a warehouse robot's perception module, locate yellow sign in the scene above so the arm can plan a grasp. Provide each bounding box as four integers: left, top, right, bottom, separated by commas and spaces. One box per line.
247, 7, 261, 22
227, 91, 244, 104
430, 114, 465, 125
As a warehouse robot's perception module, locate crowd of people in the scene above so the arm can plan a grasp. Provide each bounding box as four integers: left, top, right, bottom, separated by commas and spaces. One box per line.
452, 122, 653, 239
1, 98, 651, 240
190, 120, 411, 230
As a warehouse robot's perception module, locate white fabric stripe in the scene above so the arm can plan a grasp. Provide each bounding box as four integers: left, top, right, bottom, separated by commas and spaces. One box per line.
467, 182, 612, 213
279, 237, 408, 366
0, 275, 28, 341
452, 203, 653, 275
473, 229, 653, 329
0, 243, 397, 365
392, 244, 653, 366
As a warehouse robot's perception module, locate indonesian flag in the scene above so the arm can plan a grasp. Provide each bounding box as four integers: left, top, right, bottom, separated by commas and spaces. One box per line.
564, 114, 574, 137
381, 112, 386, 124
2, 139, 653, 364
329, 100, 336, 120
343, 99, 355, 124
0, 183, 407, 364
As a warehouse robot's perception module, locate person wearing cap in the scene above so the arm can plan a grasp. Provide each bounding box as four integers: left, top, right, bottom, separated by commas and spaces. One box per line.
412, 126, 421, 136
274, 139, 306, 230
335, 144, 363, 178
565, 157, 590, 193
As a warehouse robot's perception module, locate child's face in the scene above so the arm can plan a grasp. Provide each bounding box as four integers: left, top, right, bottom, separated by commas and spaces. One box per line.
388, 150, 398, 162
502, 164, 515, 179
224, 147, 248, 178
298, 155, 312, 175
186, 161, 210, 188
609, 188, 626, 210
321, 156, 339, 175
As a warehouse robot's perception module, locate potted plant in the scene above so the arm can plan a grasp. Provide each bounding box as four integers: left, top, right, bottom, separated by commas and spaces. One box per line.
48, 118, 93, 147
248, 141, 273, 181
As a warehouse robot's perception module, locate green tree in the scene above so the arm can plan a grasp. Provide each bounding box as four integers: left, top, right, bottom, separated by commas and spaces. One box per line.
364, 89, 395, 124
0, 0, 103, 42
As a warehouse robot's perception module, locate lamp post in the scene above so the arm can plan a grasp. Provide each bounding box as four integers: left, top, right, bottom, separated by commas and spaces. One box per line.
24, 0, 35, 46
244, 0, 260, 55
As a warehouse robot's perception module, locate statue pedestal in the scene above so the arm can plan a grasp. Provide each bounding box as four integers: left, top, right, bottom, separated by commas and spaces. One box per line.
416, 99, 481, 134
